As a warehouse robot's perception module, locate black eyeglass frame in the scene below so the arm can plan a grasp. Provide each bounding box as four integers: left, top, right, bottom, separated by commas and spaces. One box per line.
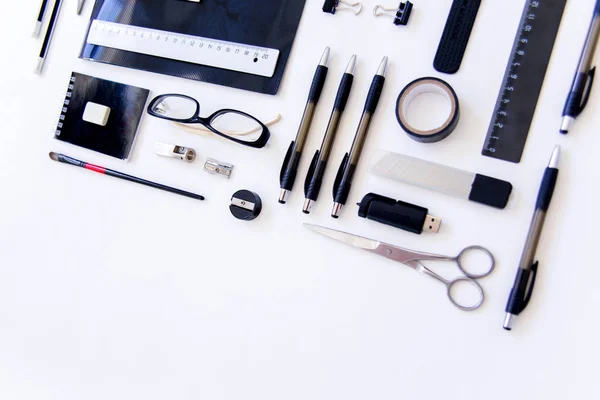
147, 94, 271, 149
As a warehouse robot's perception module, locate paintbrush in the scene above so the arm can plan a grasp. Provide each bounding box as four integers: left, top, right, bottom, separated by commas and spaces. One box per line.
49, 152, 205, 201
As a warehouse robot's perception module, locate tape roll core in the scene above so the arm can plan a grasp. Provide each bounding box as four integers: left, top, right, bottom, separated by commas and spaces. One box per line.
396, 77, 460, 143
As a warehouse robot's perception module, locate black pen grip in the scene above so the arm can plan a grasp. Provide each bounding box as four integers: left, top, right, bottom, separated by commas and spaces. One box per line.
563, 71, 587, 117
334, 74, 354, 112
536, 168, 558, 211
281, 152, 301, 192
308, 65, 329, 103
333, 164, 356, 205
305, 159, 327, 201
505, 268, 533, 315
563, 68, 596, 121
364, 75, 386, 114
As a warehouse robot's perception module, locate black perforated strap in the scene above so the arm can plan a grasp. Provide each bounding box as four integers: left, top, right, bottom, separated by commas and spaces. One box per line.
434, 0, 482, 74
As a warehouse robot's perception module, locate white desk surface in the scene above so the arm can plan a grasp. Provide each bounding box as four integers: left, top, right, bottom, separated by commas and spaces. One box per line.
1, 1, 599, 399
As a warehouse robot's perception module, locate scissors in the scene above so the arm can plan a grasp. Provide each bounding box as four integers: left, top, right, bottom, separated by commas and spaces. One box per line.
304, 224, 495, 311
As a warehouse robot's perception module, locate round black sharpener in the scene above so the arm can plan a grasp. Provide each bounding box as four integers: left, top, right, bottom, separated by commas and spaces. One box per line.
230, 190, 262, 221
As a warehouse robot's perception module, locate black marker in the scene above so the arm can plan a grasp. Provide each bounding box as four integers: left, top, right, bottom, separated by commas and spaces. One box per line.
303, 54, 356, 214
36, 0, 63, 74
503, 146, 560, 331
279, 47, 330, 204
331, 56, 387, 218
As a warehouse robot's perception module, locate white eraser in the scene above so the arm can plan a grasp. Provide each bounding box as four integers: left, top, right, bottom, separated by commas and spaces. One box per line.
83, 102, 111, 126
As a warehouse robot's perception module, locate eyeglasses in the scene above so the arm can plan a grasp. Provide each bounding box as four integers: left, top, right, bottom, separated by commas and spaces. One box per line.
147, 94, 271, 148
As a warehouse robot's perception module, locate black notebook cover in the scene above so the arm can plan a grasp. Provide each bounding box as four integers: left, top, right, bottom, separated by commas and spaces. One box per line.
54, 72, 150, 160
80, 0, 307, 95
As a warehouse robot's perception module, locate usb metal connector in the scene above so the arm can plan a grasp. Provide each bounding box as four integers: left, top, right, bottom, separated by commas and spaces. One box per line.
423, 214, 442, 233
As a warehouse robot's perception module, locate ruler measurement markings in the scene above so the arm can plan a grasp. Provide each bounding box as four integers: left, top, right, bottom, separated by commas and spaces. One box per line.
87, 20, 279, 77
482, 0, 566, 162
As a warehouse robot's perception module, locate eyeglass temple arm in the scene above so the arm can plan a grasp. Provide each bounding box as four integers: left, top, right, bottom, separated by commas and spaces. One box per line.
173, 114, 281, 136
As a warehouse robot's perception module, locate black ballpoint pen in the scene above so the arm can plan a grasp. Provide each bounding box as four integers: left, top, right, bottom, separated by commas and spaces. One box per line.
303, 54, 357, 214
33, 0, 49, 37
279, 47, 330, 204
331, 56, 388, 218
560, 0, 600, 134
504, 146, 560, 331
36, 0, 63, 74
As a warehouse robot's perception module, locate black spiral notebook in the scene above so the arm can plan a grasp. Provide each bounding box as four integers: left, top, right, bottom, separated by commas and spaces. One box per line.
54, 72, 150, 160
80, 0, 307, 95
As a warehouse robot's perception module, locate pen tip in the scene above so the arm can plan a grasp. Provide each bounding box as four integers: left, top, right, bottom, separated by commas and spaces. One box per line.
320, 47, 331, 67
549, 146, 560, 168
377, 56, 388, 77
560, 116, 574, 134
345, 55, 357, 75
49, 152, 59, 161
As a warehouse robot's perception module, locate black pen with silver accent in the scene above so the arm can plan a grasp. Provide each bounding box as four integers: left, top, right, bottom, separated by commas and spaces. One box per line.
503, 146, 560, 331
560, 0, 600, 134
35, 0, 63, 74
331, 56, 387, 218
33, 0, 49, 37
303, 55, 357, 214
279, 48, 330, 204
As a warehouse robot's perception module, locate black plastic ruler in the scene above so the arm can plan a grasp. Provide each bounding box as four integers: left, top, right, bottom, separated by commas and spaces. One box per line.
482, 0, 567, 163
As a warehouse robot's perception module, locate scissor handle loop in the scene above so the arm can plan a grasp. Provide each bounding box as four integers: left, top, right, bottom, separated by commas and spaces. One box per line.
456, 246, 495, 280
447, 277, 485, 311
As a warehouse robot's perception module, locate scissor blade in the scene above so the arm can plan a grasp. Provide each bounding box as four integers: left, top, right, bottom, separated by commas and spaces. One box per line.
303, 223, 379, 251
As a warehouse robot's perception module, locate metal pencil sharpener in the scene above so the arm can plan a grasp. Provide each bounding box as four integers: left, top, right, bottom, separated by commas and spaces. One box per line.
204, 158, 234, 179
154, 142, 196, 163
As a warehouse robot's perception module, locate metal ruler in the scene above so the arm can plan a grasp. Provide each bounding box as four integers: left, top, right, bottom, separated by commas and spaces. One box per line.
482, 0, 567, 163
86, 20, 280, 78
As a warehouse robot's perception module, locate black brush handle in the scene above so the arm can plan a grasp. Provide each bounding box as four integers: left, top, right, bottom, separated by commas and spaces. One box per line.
104, 168, 205, 201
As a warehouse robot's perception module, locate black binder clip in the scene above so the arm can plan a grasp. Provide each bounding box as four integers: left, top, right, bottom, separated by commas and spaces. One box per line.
373, 1, 413, 25
323, 0, 362, 15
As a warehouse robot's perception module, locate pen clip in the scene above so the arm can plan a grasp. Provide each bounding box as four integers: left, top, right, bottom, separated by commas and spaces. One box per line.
333, 153, 349, 198
576, 67, 596, 116
304, 150, 320, 195
280, 141, 295, 184
520, 261, 539, 313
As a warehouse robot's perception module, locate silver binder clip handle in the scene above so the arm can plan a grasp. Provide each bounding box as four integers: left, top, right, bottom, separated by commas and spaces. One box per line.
154, 141, 196, 162
374, 1, 413, 25
203, 158, 234, 179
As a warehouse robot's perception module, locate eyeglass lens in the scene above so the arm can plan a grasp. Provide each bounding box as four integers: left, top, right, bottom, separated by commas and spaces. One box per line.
210, 112, 264, 142
152, 96, 198, 120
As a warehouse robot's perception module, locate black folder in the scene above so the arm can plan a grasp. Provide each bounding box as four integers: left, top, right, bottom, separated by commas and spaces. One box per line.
80, 0, 307, 95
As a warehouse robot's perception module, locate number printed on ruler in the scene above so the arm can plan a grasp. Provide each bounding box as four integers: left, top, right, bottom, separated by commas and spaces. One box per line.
86, 20, 280, 78
482, 0, 566, 163
486, 1, 540, 154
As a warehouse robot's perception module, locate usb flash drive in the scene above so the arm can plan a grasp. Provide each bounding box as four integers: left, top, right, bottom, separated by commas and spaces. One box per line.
357, 193, 441, 234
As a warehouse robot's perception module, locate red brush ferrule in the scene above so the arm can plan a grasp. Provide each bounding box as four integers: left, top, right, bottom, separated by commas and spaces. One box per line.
85, 163, 107, 174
